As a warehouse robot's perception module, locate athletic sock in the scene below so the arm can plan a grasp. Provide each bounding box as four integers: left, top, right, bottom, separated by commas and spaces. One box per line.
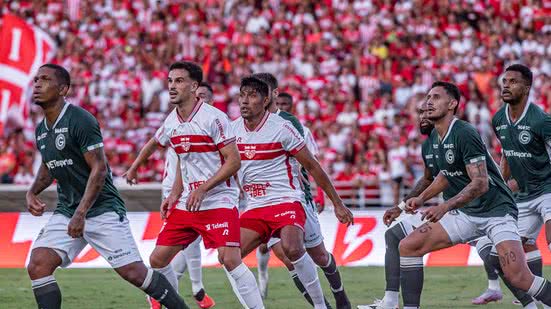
223, 266, 247, 307
141, 269, 189, 309
383, 291, 399, 307
184, 252, 204, 296
292, 253, 327, 309
226, 263, 264, 309
526, 250, 543, 277
384, 225, 406, 299
487, 252, 534, 307
153, 264, 179, 291
527, 276, 551, 306
257, 247, 270, 277
32, 275, 62, 309
488, 279, 500, 291
171, 251, 187, 281
321, 253, 350, 308
400, 256, 423, 308
290, 269, 314, 306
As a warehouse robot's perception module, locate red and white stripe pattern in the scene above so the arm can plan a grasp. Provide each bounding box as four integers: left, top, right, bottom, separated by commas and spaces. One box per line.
155, 103, 238, 211
232, 112, 306, 210
67, 0, 81, 21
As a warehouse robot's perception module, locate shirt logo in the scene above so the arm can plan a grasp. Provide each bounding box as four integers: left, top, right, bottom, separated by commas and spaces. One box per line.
180, 137, 191, 151
55, 134, 66, 150
445, 149, 455, 164
244, 145, 256, 159
519, 130, 531, 145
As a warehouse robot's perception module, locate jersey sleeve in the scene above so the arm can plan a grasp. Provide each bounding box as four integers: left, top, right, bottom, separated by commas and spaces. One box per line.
457, 126, 487, 165
73, 111, 104, 153
533, 114, 551, 142
154, 121, 171, 147
304, 127, 319, 156
280, 121, 306, 155
210, 115, 236, 149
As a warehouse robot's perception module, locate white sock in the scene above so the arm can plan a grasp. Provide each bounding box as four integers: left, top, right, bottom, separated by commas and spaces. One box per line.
291, 253, 326, 309
170, 251, 187, 281
31, 275, 57, 288
383, 290, 399, 306
527, 275, 545, 297
488, 279, 500, 291
184, 240, 204, 295
226, 263, 264, 309
223, 266, 246, 307
256, 247, 270, 278
139, 269, 154, 290
153, 264, 178, 291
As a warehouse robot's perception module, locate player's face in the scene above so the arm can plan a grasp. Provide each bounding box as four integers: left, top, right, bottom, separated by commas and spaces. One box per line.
239, 86, 269, 120
32, 67, 66, 105
167, 69, 198, 105
276, 96, 292, 112
426, 86, 456, 121
501, 71, 530, 105
196, 86, 213, 105
417, 103, 434, 135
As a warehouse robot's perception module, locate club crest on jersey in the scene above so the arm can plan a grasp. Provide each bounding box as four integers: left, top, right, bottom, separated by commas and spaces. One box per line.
55, 134, 66, 150
519, 130, 531, 145
445, 149, 455, 164
244, 145, 256, 159
180, 137, 191, 151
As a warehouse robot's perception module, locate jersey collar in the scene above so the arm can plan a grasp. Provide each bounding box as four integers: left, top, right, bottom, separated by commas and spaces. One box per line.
44, 102, 69, 131
505, 101, 531, 126
245, 111, 270, 132
438, 117, 458, 143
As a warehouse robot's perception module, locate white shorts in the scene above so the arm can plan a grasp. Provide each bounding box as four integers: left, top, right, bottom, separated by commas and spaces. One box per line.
439, 210, 520, 246
32, 212, 142, 268
267, 200, 324, 249
397, 212, 426, 236
517, 193, 551, 244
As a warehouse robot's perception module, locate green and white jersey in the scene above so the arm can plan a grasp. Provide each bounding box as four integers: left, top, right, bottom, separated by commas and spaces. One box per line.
35, 103, 125, 219
429, 118, 517, 218
492, 102, 551, 203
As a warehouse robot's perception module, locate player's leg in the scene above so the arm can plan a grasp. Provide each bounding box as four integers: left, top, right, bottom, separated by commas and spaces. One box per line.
181, 236, 213, 307
304, 200, 350, 309
171, 251, 187, 281
85, 212, 189, 308
28, 213, 87, 309
518, 201, 544, 277
470, 237, 503, 305
280, 225, 327, 309
257, 242, 271, 299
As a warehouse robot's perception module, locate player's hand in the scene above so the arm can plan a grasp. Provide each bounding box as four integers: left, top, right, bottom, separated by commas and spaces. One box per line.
122, 167, 138, 185
420, 203, 450, 223
26, 192, 46, 216
334, 202, 354, 226
383, 207, 402, 226
161, 195, 178, 220
68, 213, 85, 238
186, 186, 207, 212
507, 179, 519, 192
405, 197, 423, 214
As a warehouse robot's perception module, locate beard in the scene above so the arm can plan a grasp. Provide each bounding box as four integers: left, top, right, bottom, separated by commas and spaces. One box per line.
419, 124, 434, 135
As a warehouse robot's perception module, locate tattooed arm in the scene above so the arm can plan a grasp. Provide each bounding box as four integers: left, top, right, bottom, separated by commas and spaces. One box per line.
500, 153, 511, 181
443, 160, 489, 211
404, 166, 434, 201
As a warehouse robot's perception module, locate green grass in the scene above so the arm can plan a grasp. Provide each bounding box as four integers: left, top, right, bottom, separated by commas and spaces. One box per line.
1, 266, 549, 308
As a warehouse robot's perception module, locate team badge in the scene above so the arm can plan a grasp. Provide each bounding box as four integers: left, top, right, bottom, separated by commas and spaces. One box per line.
519, 130, 531, 145
244, 145, 256, 159
180, 137, 191, 151
55, 134, 65, 150
445, 149, 455, 164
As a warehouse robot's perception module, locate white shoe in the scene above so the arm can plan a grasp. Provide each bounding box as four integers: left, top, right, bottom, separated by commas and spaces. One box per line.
258, 271, 269, 299
357, 299, 399, 309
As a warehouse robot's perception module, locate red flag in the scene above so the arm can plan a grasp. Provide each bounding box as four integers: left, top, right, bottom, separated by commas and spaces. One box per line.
0, 14, 56, 135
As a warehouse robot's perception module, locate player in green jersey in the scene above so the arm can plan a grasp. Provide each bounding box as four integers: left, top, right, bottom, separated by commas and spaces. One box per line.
26, 64, 188, 309
400, 81, 551, 308
493, 64, 551, 285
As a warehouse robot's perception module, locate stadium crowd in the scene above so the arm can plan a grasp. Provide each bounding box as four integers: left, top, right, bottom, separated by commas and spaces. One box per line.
1, 0, 550, 207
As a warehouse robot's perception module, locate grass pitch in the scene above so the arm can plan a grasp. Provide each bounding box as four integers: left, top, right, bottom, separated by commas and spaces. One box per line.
1, 266, 548, 308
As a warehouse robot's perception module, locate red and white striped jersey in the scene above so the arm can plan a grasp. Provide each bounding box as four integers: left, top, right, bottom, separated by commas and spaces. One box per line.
155, 103, 239, 211
161, 147, 178, 199
231, 112, 306, 210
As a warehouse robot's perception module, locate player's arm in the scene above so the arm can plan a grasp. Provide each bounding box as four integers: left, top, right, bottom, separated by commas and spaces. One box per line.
186, 141, 241, 211
124, 137, 160, 184
26, 163, 54, 216
405, 171, 449, 213
500, 153, 511, 181
294, 147, 354, 226
162, 156, 183, 219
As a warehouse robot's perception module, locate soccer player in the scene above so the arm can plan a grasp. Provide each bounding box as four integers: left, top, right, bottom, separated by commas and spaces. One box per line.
196, 82, 214, 105
149, 62, 263, 309
254, 73, 350, 309
26, 64, 187, 309
493, 64, 551, 291
125, 81, 216, 309
400, 81, 551, 308
232, 76, 354, 309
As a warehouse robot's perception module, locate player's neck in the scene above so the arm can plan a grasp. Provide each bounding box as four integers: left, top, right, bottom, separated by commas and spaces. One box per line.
244, 111, 267, 131
42, 98, 66, 127
267, 102, 277, 113
434, 113, 456, 141
508, 98, 529, 123
175, 97, 199, 120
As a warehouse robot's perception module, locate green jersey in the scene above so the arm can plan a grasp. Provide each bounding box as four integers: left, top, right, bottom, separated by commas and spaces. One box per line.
421, 138, 452, 201
492, 102, 551, 203
429, 119, 517, 218
35, 103, 125, 219
276, 110, 314, 204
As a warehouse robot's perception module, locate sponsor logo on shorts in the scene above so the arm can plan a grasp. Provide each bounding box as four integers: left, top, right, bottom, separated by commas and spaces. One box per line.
107, 249, 131, 261
275, 210, 297, 219
205, 222, 229, 231
55, 134, 66, 150
519, 130, 532, 145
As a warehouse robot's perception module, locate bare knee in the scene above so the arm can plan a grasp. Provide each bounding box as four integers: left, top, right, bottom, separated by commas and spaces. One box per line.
306, 246, 330, 266
282, 242, 305, 262
398, 238, 424, 257
116, 262, 147, 287
220, 249, 241, 271
258, 243, 270, 254
27, 249, 61, 279
149, 254, 170, 269
503, 268, 533, 291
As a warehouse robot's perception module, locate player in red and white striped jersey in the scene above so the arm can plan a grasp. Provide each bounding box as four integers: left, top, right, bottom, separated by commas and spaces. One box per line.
232, 76, 353, 309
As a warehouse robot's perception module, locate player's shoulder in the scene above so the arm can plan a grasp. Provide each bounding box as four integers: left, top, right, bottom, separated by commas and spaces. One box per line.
453, 119, 482, 141
66, 104, 99, 128
492, 104, 507, 124
528, 102, 550, 121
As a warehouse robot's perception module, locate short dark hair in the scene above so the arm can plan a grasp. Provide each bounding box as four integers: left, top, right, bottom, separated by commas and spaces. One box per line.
505, 64, 533, 87
251, 72, 278, 90
240, 76, 269, 98
198, 82, 213, 94
431, 81, 461, 114
169, 61, 203, 83
278, 92, 293, 102
40, 64, 71, 88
